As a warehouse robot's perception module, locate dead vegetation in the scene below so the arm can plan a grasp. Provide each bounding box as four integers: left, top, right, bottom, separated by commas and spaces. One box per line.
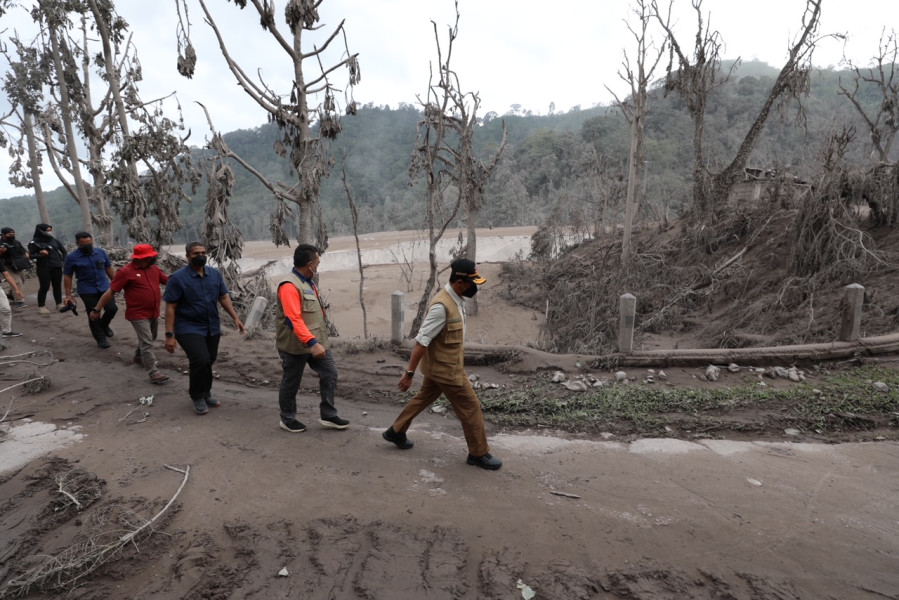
500, 166, 899, 355
0, 464, 187, 598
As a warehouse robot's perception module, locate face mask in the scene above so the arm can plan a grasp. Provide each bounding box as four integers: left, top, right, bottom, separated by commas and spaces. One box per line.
191, 255, 207, 268
462, 283, 478, 298
44, 231, 54, 238
79, 244, 93, 254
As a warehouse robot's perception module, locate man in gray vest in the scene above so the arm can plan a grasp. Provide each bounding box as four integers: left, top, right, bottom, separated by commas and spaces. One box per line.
275, 244, 349, 432
383, 258, 502, 470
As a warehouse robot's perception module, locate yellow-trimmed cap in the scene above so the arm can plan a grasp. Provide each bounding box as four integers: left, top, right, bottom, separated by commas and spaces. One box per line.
451, 258, 486, 284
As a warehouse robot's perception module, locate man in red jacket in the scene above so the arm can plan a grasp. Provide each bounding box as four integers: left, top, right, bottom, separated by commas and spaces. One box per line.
92, 244, 170, 384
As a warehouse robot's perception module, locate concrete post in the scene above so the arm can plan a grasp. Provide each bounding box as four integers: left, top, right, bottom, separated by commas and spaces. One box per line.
391, 291, 405, 345
839, 283, 864, 342
244, 296, 269, 332
618, 293, 636, 353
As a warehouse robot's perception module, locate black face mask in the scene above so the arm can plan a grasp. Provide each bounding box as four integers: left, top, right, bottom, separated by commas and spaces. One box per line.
79, 244, 93, 255
191, 255, 207, 268
461, 283, 478, 298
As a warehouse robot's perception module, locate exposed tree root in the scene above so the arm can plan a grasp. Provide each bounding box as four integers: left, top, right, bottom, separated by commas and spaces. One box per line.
0, 465, 189, 598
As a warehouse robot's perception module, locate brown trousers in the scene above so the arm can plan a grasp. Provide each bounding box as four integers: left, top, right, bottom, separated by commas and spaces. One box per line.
392, 376, 490, 457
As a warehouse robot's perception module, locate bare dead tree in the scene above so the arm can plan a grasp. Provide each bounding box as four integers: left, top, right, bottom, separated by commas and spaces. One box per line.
178, 0, 360, 249
198, 105, 243, 287
586, 146, 627, 235
193, 101, 275, 322
654, 0, 824, 221
652, 0, 732, 217
406, 2, 505, 326
4, 1, 197, 246
340, 150, 368, 339
838, 28, 899, 164
0, 37, 51, 224
607, 0, 667, 263
88, 0, 199, 248
407, 4, 466, 335
790, 126, 887, 282
33, 4, 94, 234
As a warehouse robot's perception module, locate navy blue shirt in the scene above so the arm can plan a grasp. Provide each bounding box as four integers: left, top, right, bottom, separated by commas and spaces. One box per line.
163, 265, 229, 336
63, 248, 112, 295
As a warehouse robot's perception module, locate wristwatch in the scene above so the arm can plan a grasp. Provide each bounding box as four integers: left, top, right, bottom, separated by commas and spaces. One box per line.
91, 308, 100, 313
405, 370, 415, 378
165, 331, 175, 338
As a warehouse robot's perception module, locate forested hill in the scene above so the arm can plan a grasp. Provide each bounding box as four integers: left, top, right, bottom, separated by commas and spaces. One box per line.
0, 60, 888, 245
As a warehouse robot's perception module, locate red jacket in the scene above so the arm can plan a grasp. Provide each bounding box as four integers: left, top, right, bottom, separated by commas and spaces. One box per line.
108, 261, 168, 320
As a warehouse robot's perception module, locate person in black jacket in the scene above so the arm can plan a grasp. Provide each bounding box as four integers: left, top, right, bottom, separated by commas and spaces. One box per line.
27, 223, 67, 315
0, 227, 31, 308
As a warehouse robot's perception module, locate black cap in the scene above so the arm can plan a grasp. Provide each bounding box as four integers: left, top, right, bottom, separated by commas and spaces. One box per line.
450, 258, 486, 284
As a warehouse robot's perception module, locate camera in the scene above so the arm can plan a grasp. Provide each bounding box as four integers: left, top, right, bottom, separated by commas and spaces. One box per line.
59, 300, 79, 316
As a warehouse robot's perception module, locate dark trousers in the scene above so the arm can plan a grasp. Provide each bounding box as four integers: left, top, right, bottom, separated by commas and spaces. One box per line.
278, 349, 339, 423
36, 264, 62, 307
80, 293, 118, 341
176, 333, 220, 400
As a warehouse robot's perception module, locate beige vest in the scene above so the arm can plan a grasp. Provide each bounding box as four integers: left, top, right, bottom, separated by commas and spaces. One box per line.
420, 289, 466, 385
275, 272, 329, 354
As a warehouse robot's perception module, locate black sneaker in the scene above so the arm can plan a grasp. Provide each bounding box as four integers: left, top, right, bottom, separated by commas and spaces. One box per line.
280, 419, 307, 433
319, 416, 350, 430
105, 327, 114, 338
1, 331, 22, 337
205, 396, 222, 408
193, 398, 209, 415
382, 426, 414, 450
97, 338, 111, 349
466, 453, 503, 470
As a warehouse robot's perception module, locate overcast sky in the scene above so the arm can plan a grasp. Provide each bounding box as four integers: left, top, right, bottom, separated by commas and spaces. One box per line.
0, 0, 895, 200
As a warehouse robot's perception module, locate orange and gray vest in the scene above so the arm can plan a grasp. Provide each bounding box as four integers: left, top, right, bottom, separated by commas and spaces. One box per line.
275, 272, 329, 355
420, 289, 466, 385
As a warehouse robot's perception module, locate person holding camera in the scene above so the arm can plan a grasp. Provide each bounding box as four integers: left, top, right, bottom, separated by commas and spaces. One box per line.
63, 232, 118, 349
0, 227, 31, 308
91, 244, 169, 384
28, 223, 67, 314
0, 258, 24, 337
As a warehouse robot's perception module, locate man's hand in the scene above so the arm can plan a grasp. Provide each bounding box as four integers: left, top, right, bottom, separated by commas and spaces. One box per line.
235, 320, 246, 335
310, 342, 326, 359
89, 308, 101, 321
164, 337, 176, 354
397, 372, 413, 392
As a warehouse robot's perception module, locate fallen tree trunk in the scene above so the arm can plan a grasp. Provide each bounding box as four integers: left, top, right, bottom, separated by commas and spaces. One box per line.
454, 332, 899, 372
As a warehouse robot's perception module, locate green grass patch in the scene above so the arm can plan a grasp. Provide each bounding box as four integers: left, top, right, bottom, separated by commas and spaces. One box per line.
477, 365, 899, 438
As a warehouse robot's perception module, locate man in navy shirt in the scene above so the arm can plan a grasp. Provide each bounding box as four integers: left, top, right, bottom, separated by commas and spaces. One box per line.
63, 232, 118, 349
163, 241, 245, 415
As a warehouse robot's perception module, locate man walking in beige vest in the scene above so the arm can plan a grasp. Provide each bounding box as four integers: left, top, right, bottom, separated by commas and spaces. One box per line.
276, 244, 349, 432
383, 258, 502, 470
